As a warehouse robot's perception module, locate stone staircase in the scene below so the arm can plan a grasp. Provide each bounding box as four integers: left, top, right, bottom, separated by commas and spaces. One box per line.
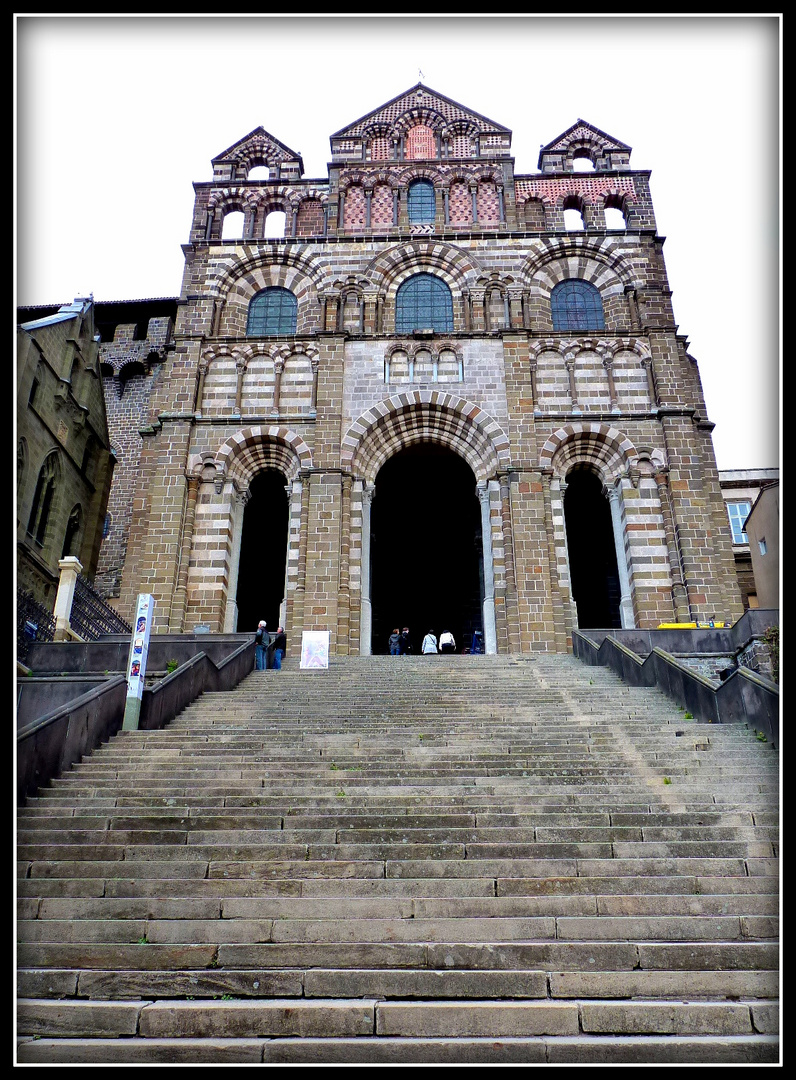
17, 653, 779, 1064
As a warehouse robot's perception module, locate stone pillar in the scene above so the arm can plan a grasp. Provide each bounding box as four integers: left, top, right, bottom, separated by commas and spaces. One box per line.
603, 355, 619, 412
443, 188, 450, 226
655, 467, 691, 622
541, 472, 570, 651
194, 359, 208, 416
53, 556, 83, 641
223, 489, 249, 632
477, 481, 497, 654
309, 357, 320, 415
565, 353, 580, 412
234, 359, 246, 416
336, 474, 353, 655
499, 473, 522, 652
642, 357, 659, 411
364, 188, 372, 230
169, 475, 200, 632
470, 185, 478, 224
290, 474, 310, 652
291, 207, 298, 237
497, 184, 505, 223
359, 481, 374, 655
606, 481, 635, 628
205, 211, 214, 241
271, 358, 284, 416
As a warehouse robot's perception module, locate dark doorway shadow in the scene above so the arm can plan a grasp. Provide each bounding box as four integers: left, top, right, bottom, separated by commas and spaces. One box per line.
235, 469, 289, 633
370, 443, 483, 655
563, 465, 621, 629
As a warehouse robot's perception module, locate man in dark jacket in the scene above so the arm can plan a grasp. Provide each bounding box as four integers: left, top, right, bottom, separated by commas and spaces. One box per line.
272, 626, 287, 670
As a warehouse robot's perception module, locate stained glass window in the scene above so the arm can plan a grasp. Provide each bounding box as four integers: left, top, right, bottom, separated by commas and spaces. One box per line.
395, 273, 453, 333
551, 279, 605, 331
246, 288, 297, 336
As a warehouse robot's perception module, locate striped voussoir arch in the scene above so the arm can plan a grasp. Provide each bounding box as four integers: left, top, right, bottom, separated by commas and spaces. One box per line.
214, 426, 312, 489
341, 390, 511, 483
540, 422, 637, 483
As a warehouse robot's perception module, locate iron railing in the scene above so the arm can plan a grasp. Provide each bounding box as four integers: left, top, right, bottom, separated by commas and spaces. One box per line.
17, 588, 56, 663
69, 574, 132, 640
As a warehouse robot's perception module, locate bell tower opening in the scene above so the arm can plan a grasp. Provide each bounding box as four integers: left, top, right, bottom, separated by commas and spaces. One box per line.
370, 443, 483, 655
235, 469, 289, 633
563, 465, 622, 629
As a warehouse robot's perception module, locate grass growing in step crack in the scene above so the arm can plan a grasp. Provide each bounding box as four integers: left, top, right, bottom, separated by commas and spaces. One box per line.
663, 777, 672, 785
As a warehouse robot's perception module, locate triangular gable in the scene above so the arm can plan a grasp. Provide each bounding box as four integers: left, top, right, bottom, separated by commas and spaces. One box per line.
331, 83, 511, 138
539, 119, 631, 156
212, 126, 304, 169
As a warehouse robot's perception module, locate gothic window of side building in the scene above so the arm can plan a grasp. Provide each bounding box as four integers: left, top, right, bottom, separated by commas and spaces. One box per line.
246, 287, 298, 336
551, 279, 605, 332
26, 452, 59, 549
407, 180, 436, 224
395, 273, 454, 333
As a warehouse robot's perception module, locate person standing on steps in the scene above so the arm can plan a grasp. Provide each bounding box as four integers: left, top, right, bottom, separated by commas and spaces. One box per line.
422, 630, 438, 655
439, 629, 456, 654
389, 628, 402, 656
255, 621, 271, 670
400, 627, 413, 655
272, 626, 286, 670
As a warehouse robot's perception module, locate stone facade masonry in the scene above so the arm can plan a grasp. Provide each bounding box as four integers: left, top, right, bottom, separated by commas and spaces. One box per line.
93, 84, 743, 651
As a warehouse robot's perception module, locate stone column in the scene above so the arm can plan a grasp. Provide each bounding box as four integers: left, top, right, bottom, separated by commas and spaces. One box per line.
470, 184, 478, 224
290, 474, 310, 650
336, 474, 353, 655
641, 357, 659, 411
602, 355, 619, 412
309, 357, 320, 416
222, 488, 249, 633
541, 472, 570, 651
271, 357, 284, 416
477, 481, 497, 654
359, 482, 375, 655
169, 475, 200, 632
194, 359, 208, 416
499, 473, 521, 652
291, 207, 298, 237
443, 188, 450, 226
205, 211, 214, 241
655, 467, 691, 621
338, 191, 345, 231
364, 189, 372, 230
497, 184, 505, 223
565, 353, 580, 412
606, 481, 635, 628
53, 556, 83, 641
234, 358, 246, 416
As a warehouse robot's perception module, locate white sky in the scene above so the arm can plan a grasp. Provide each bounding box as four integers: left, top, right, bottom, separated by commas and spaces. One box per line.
15, 15, 781, 472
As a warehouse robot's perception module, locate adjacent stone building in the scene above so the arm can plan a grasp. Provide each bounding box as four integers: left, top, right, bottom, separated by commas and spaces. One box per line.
100, 84, 744, 655
17, 299, 115, 609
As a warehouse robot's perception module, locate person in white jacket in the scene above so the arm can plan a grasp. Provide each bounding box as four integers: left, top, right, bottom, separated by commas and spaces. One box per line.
422, 630, 438, 654
439, 630, 456, 654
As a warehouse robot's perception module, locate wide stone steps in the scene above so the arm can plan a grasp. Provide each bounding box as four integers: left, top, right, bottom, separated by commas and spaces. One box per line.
17, 654, 779, 1063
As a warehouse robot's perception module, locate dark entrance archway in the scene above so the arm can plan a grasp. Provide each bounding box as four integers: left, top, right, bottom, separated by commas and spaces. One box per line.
235, 469, 289, 633
563, 465, 621, 629
370, 443, 483, 655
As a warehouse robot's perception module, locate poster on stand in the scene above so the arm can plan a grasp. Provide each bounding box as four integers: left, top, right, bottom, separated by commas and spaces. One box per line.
300, 630, 329, 670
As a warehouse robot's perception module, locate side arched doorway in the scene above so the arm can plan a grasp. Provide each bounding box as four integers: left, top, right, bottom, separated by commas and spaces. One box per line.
370, 444, 483, 655
234, 469, 289, 633
563, 465, 621, 629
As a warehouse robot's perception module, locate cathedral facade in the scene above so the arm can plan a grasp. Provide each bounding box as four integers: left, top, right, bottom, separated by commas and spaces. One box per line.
115, 84, 743, 655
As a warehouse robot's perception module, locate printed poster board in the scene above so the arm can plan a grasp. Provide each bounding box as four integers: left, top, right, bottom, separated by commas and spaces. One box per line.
300, 630, 329, 670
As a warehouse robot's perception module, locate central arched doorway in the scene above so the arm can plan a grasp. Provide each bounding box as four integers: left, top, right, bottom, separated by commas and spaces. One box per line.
563, 465, 621, 629
369, 443, 483, 655
235, 469, 289, 633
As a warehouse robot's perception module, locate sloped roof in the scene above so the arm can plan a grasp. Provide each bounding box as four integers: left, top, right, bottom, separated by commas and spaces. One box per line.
331, 82, 511, 138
